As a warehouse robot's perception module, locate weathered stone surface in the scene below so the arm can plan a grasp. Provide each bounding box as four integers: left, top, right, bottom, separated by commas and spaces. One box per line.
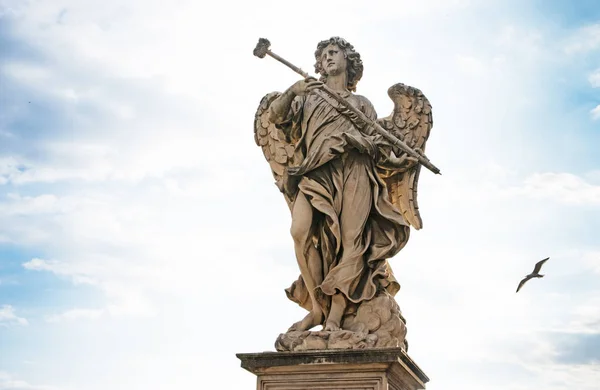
275, 291, 408, 352
253, 36, 436, 350
237, 348, 429, 390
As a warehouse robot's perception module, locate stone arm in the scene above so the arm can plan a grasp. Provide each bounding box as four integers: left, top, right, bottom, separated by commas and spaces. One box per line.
268, 78, 323, 125
268, 87, 297, 125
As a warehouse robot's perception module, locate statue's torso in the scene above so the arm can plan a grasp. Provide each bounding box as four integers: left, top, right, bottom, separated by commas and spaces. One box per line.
300, 93, 376, 156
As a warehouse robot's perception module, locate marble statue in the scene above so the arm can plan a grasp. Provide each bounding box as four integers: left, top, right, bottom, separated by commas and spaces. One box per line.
253, 37, 438, 351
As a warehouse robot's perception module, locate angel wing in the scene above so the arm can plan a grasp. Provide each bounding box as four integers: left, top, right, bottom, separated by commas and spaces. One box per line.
254, 92, 298, 210
376, 83, 433, 230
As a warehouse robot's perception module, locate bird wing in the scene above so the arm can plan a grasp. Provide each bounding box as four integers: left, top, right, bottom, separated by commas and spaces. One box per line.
532, 257, 549, 274
516, 276, 532, 293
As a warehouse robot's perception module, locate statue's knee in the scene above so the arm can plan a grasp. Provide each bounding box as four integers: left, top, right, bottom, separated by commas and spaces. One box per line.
290, 223, 309, 244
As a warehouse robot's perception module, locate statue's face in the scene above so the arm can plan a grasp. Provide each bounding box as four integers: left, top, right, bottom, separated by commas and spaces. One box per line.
320, 43, 347, 77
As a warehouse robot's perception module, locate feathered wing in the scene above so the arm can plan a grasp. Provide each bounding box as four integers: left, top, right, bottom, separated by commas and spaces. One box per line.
376, 83, 433, 230
532, 257, 549, 274
254, 92, 299, 210
516, 276, 530, 293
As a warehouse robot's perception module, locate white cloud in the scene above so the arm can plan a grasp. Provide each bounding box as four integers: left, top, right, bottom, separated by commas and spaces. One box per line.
524, 363, 600, 390
23, 259, 96, 285
591, 104, 600, 120
0, 372, 57, 390
506, 172, 600, 204
590, 69, 600, 88
22, 258, 57, 272
564, 23, 600, 54
0, 1, 599, 390
45, 308, 104, 323
454, 54, 486, 75
582, 251, 600, 275
0, 157, 27, 185
1, 195, 63, 216
565, 296, 600, 334
23, 257, 157, 317
0, 305, 29, 327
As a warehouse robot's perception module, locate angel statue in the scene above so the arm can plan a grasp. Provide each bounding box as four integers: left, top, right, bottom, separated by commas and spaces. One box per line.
253, 37, 435, 351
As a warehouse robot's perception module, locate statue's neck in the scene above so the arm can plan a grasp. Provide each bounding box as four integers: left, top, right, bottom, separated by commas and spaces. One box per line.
326, 73, 349, 94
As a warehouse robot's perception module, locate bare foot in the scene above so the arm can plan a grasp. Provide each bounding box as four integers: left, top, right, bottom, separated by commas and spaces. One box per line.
287, 310, 324, 332
323, 319, 341, 332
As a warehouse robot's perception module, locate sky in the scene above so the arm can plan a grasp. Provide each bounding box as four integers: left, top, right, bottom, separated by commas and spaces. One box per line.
0, 0, 599, 389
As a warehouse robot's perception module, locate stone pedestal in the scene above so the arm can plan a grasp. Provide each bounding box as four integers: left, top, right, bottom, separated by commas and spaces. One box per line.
237, 348, 429, 390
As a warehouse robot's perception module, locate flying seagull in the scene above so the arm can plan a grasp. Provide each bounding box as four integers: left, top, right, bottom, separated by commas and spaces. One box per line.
516, 257, 549, 293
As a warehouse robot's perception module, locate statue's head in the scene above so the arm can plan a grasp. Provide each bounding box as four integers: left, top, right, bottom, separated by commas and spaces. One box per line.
314, 37, 363, 92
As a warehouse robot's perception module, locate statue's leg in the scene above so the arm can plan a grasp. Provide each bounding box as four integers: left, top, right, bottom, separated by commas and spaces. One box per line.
288, 191, 324, 331
324, 154, 372, 331
324, 293, 347, 331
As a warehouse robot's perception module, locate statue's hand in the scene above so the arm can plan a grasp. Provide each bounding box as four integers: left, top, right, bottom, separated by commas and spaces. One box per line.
385, 154, 419, 172
290, 77, 324, 96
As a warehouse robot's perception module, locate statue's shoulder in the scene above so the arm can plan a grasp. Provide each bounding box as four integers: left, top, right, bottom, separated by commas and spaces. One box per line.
352, 93, 376, 115
352, 93, 371, 102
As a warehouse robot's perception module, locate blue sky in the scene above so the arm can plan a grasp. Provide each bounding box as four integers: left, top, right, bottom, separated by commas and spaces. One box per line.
1, 0, 600, 389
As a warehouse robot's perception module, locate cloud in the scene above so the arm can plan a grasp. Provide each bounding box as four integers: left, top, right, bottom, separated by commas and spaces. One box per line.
562, 294, 600, 335
454, 54, 486, 75
591, 104, 600, 120
22, 257, 158, 317
45, 308, 104, 323
564, 23, 600, 54
0, 157, 27, 185
22, 258, 95, 285
1, 1, 599, 390
0, 372, 57, 390
507, 172, 600, 204
22, 258, 57, 272
590, 69, 600, 88
582, 252, 600, 275
0, 305, 28, 327
524, 362, 600, 390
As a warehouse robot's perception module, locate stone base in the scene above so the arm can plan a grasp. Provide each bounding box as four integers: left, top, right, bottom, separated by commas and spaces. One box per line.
237, 348, 428, 390
275, 291, 409, 352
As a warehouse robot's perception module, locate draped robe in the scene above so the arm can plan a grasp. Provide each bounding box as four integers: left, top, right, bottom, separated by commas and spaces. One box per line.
275, 91, 411, 316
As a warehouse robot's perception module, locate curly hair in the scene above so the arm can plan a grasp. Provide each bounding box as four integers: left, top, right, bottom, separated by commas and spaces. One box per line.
314, 37, 363, 92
